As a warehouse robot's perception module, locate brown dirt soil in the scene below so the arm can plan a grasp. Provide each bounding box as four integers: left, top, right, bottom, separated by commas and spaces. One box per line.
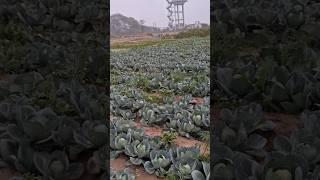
111, 105, 209, 179
265, 112, 301, 135
174, 96, 204, 104
110, 154, 129, 171
111, 32, 180, 45
111, 35, 157, 46
110, 155, 162, 180
143, 126, 163, 137
175, 136, 209, 154
137, 122, 208, 154
212, 107, 220, 122
135, 166, 162, 180
191, 97, 205, 104
213, 108, 301, 136
0, 168, 104, 180
0, 168, 20, 180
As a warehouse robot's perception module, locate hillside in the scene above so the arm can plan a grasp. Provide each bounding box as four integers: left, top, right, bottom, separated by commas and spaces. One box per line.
110, 14, 159, 37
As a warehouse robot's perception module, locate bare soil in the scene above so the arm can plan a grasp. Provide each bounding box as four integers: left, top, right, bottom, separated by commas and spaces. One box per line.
139, 125, 208, 154
111, 35, 157, 46
0, 168, 20, 180
110, 155, 162, 180
174, 96, 205, 104
212, 108, 301, 135
110, 154, 129, 171
111, 96, 208, 179
111, 32, 180, 45
265, 112, 301, 135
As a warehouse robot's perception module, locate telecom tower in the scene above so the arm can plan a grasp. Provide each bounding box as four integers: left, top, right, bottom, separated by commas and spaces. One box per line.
166, 0, 187, 30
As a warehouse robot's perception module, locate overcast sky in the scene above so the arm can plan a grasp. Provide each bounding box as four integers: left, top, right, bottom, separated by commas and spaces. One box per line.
111, 0, 210, 28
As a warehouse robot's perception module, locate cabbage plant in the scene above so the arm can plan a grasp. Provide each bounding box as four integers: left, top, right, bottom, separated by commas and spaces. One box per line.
110, 168, 135, 180
125, 139, 151, 165
171, 157, 202, 179
191, 162, 210, 180
73, 120, 108, 149
33, 151, 83, 180
144, 150, 172, 177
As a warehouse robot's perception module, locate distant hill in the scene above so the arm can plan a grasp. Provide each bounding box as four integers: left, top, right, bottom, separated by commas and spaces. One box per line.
110, 14, 159, 37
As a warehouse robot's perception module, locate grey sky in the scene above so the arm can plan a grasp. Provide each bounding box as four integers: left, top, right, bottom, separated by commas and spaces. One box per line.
111, 0, 210, 28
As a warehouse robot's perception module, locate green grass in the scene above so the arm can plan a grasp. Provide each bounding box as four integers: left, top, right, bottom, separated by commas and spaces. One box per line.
162, 28, 210, 39
142, 92, 163, 104
141, 89, 175, 104
161, 131, 178, 147
170, 71, 188, 82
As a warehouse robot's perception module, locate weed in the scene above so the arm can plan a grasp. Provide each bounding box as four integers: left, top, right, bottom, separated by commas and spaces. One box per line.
161, 131, 177, 147
170, 71, 188, 83
143, 92, 163, 104
165, 173, 177, 180
200, 131, 210, 142
162, 28, 210, 39
22, 173, 42, 180
199, 153, 210, 162
135, 75, 151, 91
199, 131, 210, 162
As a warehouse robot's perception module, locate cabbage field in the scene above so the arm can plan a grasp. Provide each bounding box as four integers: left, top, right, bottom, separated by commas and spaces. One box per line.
0, 0, 108, 179
212, 54, 320, 179
110, 37, 210, 179
212, 0, 320, 179
212, 51, 320, 179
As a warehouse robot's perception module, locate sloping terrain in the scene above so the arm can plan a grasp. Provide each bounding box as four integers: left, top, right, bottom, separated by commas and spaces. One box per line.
212, 0, 320, 179
110, 37, 210, 179
0, 1, 108, 179
111, 14, 159, 37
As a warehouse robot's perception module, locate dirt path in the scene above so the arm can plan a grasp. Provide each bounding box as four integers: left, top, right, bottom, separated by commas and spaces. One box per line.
111, 35, 157, 45
0, 168, 20, 180
111, 155, 162, 180
136, 123, 208, 154
111, 32, 180, 45
110, 96, 209, 179
265, 112, 301, 135
110, 116, 209, 179
213, 108, 301, 135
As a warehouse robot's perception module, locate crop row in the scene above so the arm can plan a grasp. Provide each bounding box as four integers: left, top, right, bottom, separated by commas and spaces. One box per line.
214, 55, 320, 113
110, 118, 210, 179
212, 0, 320, 179
111, 38, 210, 97
110, 88, 209, 139
112, 70, 209, 97
110, 37, 210, 179
111, 38, 209, 73
212, 103, 320, 179
0, 72, 108, 180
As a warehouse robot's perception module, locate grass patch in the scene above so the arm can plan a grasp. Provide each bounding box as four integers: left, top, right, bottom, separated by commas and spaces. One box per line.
111, 39, 175, 49
142, 89, 176, 104
161, 131, 178, 147
165, 174, 178, 180
158, 89, 175, 97
142, 92, 163, 104
162, 28, 210, 39
134, 75, 151, 91
170, 71, 188, 83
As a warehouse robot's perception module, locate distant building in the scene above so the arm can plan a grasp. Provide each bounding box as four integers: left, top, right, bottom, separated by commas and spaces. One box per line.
185, 21, 209, 29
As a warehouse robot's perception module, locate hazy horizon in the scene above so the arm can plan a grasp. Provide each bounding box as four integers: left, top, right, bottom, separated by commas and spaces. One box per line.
111, 0, 210, 28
